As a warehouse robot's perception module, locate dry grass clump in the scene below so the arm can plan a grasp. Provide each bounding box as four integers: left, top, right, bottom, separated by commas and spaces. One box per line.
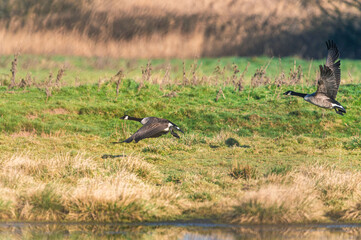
343, 201, 361, 221
227, 164, 361, 224
0, 186, 17, 219
229, 184, 323, 224
0, 153, 184, 222
229, 162, 257, 180
111, 154, 162, 182
302, 165, 361, 219
68, 168, 183, 222
0, 149, 361, 223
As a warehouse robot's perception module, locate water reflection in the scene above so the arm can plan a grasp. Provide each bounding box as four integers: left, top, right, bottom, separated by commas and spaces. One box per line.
0, 222, 361, 239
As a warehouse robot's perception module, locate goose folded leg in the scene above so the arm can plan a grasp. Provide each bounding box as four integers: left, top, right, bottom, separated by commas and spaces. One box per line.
170, 130, 180, 138
334, 107, 346, 115
331, 102, 346, 116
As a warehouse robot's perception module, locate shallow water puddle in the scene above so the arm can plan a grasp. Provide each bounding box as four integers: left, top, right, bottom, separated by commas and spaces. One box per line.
1, 222, 361, 239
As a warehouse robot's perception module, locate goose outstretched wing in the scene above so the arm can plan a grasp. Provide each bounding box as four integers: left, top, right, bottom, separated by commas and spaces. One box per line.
325, 40, 341, 99
125, 122, 168, 143
317, 65, 338, 99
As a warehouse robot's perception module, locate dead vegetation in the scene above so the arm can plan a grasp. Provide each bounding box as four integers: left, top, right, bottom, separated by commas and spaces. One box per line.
0, 153, 183, 222
1, 0, 361, 58
0, 52, 340, 103
225, 164, 361, 224
0, 152, 360, 223
112, 70, 124, 99
9, 53, 18, 89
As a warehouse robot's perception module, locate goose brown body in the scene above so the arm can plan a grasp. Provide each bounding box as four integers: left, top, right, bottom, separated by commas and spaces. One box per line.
117, 115, 184, 143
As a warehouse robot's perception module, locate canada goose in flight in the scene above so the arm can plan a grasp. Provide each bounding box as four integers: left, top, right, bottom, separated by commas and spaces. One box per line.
116, 115, 184, 143
284, 40, 346, 115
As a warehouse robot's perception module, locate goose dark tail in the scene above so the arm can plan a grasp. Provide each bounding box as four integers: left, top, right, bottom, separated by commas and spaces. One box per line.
122, 137, 134, 143
112, 137, 133, 144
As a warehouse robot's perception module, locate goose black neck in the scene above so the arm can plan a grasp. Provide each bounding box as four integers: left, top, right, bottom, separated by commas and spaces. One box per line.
128, 116, 143, 122
289, 91, 307, 98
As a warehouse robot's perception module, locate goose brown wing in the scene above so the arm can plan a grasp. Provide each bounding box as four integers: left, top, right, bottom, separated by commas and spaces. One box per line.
325, 40, 341, 98
317, 65, 338, 98
131, 122, 169, 142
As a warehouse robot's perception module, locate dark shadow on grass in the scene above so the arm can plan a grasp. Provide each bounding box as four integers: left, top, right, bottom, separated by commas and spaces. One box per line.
209, 144, 220, 149
101, 154, 126, 159
225, 138, 251, 148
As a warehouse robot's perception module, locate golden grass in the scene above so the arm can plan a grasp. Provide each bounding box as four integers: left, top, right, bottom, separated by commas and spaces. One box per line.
229, 184, 324, 223
0, 28, 205, 58
224, 164, 361, 224
0, 149, 360, 223
1, 0, 360, 58
0, 152, 187, 221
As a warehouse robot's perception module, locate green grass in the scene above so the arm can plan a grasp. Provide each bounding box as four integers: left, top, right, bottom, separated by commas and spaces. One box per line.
1, 54, 361, 86
0, 55, 361, 224
0, 81, 359, 139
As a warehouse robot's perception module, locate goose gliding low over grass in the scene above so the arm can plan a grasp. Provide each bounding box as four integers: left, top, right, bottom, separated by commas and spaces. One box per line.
115, 115, 184, 143
284, 40, 346, 115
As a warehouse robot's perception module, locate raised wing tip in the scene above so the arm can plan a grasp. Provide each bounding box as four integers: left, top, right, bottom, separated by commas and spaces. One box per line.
326, 40, 337, 50
319, 64, 333, 76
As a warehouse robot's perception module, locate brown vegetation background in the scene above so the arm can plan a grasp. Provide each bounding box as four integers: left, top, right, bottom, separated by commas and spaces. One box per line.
0, 0, 360, 58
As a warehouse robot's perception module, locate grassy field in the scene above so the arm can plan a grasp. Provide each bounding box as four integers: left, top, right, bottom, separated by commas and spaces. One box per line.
0, 55, 361, 224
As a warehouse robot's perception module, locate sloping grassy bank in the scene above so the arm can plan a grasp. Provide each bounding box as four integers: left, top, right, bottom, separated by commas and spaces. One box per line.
0, 81, 361, 223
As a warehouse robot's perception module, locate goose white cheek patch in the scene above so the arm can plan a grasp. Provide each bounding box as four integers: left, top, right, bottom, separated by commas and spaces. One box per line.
124, 116, 129, 120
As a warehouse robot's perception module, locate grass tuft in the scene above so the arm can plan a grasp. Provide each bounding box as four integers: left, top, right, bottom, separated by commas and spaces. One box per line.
229, 162, 257, 180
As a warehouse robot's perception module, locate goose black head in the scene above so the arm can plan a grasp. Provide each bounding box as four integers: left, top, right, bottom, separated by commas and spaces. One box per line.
120, 115, 130, 120
283, 91, 293, 95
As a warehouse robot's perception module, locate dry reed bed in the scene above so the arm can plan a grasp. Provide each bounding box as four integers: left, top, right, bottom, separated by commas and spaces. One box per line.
0, 152, 360, 223
1, 0, 360, 58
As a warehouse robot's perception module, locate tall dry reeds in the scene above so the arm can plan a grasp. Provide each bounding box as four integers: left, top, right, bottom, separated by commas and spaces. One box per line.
251, 59, 272, 88
1, 0, 361, 58
9, 53, 18, 89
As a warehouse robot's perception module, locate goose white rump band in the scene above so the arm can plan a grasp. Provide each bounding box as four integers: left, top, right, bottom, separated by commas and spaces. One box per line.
141, 117, 149, 125
164, 123, 173, 131
332, 103, 344, 109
